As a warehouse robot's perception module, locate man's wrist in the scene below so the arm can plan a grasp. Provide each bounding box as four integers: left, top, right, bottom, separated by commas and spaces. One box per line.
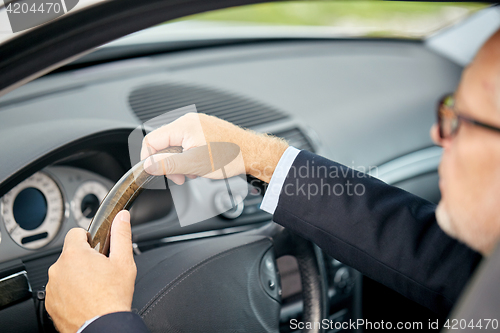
242, 131, 289, 183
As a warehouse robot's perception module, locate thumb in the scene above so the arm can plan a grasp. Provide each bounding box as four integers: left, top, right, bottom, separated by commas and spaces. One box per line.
109, 210, 133, 263
143, 143, 240, 177
143, 146, 211, 176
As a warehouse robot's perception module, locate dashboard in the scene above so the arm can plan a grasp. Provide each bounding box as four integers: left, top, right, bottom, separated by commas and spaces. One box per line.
0, 38, 459, 332
0, 153, 278, 262
1, 167, 110, 251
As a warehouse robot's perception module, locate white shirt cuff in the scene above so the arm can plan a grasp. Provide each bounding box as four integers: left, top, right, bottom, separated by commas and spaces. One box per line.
260, 146, 301, 215
77, 315, 100, 333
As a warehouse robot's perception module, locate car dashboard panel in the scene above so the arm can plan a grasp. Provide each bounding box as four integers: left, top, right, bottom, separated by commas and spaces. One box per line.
0, 39, 460, 332
0, 150, 284, 262
1, 166, 112, 252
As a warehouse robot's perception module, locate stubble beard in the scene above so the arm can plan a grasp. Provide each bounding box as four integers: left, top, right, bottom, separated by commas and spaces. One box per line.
435, 202, 458, 240
436, 201, 499, 255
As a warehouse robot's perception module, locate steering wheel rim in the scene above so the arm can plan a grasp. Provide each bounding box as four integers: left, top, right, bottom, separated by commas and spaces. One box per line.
272, 226, 329, 332
86, 147, 328, 333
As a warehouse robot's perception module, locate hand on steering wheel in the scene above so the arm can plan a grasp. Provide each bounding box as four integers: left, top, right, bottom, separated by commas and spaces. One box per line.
49, 113, 327, 333
140, 113, 289, 184
45, 211, 136, 333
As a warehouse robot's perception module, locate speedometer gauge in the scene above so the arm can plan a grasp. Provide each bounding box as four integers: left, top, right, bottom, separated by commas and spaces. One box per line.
1, 172, 64, 249
71, 181, 109, 229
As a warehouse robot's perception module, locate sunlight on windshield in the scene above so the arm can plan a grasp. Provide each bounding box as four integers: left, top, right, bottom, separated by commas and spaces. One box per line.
171, 1, 488, 38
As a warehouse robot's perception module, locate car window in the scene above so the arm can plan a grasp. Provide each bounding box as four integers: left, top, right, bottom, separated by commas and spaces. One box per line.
166, 1, 487, 39
0, 1, 488, 48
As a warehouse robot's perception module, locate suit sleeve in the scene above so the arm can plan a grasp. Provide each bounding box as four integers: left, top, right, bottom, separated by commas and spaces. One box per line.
272, 150, 482, 316
81, 312, 149, 333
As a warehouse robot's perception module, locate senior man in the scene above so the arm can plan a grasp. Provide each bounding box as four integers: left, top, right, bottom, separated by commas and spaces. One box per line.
45, 29, 500, 333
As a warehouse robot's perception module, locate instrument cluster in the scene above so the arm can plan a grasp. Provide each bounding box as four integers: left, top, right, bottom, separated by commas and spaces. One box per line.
71, 181, 109, 230
0, 166, 113, 256
1, 172, 64, 249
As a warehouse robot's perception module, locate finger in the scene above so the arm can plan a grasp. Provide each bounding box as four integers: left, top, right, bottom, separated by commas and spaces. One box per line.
144, 146, 212, 176
109, 210, 133, 263
44, 281, 55, 315
62, 228, 91, 253
141, 134, 158, 161
144, 142, 242, 179
140, 116, 193, 160
186, 174, 198, 179
165, 174, 186, 185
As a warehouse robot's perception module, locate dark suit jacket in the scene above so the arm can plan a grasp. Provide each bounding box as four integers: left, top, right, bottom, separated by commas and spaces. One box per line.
272, 150, 482, 316
83, 150, 482, 331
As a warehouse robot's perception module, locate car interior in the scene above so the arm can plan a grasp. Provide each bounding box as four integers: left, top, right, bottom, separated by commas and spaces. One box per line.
0, 1, 498, 332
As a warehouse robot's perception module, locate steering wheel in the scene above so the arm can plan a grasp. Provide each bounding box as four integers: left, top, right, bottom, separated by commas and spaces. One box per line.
86, 146, 328, 333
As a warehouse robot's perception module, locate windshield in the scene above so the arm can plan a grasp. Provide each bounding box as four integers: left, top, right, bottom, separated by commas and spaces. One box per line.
106, 1, 487, 48
0, 1, 488, 48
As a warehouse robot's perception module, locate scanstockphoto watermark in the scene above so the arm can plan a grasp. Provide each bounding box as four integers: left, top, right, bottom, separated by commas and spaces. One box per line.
250, 160, 379, 199
290, 319, 427, 331
290, 318, 500, 331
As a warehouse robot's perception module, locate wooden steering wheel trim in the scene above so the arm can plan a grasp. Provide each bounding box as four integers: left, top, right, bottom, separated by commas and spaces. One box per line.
87, 146, 183, 254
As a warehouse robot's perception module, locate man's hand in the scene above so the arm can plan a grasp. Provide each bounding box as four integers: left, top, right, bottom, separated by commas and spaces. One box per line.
46, 211, 136, 333
141, 113, 289, 184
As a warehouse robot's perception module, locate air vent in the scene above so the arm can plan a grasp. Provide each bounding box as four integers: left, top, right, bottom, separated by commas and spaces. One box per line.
129, 83, 289, 128
274, 128, 315, 152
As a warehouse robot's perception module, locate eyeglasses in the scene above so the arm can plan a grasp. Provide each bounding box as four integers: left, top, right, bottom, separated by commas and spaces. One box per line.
437, 94, 500, 139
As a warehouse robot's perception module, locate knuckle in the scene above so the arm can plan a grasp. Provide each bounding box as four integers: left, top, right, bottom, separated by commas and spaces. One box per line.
142, 133, 158, 154
128, 261, 137, 278
44, 294, 52, 312
184, 112, 196, 121
142, 133, 152, 146
48, 264, 57, 279
65, 227, 82, 240
45, 281, 51, 294
182, 112, 200, 124
128, 261, 137, 274
62, 246, 75, 257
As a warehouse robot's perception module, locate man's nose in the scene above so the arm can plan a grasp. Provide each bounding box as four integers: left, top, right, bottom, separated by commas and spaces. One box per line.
430, 124, 441, 146
430, 124, 451, 148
